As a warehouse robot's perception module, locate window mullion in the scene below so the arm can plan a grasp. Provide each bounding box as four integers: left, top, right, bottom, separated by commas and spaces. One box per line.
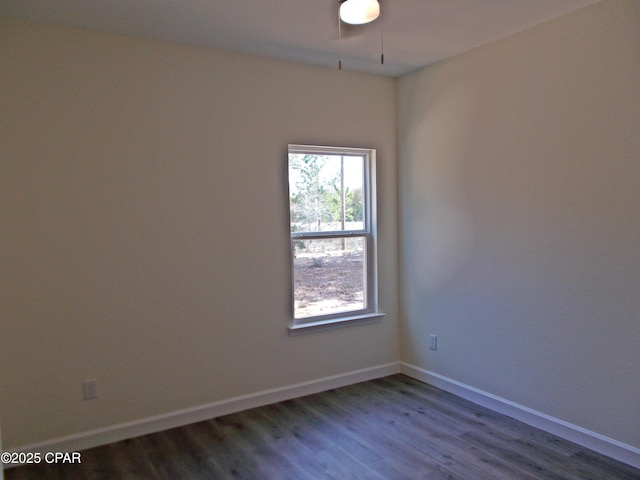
291, 231, 367, 240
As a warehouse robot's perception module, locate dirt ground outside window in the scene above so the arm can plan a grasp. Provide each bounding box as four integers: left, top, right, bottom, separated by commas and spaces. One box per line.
293, 250, 364, 318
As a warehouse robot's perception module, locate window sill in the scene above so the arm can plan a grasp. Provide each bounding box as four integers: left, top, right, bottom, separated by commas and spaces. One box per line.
288, 312, 385, 336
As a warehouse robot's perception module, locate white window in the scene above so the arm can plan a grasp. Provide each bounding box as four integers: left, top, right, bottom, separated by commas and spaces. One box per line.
288, 144, 382, 333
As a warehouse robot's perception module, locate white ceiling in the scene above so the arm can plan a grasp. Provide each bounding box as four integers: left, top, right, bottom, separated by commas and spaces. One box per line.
0, 0, 602, 77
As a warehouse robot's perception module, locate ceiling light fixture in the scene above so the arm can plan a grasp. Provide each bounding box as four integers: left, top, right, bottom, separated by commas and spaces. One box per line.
338, 0, 384, 70
339, 0, 380, 25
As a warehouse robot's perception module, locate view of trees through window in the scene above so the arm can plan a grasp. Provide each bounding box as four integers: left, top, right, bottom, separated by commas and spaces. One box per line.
289, 153, 366, 319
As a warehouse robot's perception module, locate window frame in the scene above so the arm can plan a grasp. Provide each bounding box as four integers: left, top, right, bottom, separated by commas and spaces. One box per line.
287, 144, 383, 334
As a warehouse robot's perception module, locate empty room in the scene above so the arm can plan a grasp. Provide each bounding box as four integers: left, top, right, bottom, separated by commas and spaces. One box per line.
1, 0, 639, 478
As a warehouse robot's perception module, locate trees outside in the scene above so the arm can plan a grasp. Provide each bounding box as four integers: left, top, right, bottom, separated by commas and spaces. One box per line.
289, 154, 332, 231
288, 153, 366, 318
289, 154, 363, 234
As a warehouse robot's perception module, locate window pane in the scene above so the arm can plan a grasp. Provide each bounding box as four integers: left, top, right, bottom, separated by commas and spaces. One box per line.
293, 237, 365, 318
289, 154, 364, 233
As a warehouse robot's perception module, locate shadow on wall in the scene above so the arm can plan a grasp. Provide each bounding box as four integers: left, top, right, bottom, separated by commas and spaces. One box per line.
402, 80, 477, 293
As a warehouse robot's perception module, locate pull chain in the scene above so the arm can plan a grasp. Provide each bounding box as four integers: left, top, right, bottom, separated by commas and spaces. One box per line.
338, 5, 343, 70
380, 0, 384, 64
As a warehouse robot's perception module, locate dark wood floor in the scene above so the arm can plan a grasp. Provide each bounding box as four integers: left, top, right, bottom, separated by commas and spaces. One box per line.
6, 374, 640, 479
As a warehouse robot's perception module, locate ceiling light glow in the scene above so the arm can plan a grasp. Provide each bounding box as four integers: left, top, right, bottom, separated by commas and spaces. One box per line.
339, 0, 380, 25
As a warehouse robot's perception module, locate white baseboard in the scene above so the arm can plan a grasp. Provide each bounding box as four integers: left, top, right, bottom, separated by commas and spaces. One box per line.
7, 362, 639, 471
400, 362, 640, 470
4, 362, 401, 469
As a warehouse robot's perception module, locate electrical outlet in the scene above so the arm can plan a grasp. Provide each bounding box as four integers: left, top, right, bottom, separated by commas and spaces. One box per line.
429, 334, 438, 350
83, 379, 98, 400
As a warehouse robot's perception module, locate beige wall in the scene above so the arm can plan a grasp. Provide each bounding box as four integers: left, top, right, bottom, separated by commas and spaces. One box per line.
0, 419, 3, 480
398, 0, 640, 449
0, 18, 398, 448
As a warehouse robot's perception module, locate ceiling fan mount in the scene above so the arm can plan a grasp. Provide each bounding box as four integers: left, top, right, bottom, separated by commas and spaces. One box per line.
337, 0, 384, 70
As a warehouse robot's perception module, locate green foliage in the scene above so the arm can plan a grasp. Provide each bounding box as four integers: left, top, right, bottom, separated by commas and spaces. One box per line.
327, 186, 363, 223
289, 154, 363, 232
289, 154, 334, 230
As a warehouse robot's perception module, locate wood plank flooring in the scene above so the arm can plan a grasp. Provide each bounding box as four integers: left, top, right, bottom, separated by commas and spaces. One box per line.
6, 374, 640, 479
